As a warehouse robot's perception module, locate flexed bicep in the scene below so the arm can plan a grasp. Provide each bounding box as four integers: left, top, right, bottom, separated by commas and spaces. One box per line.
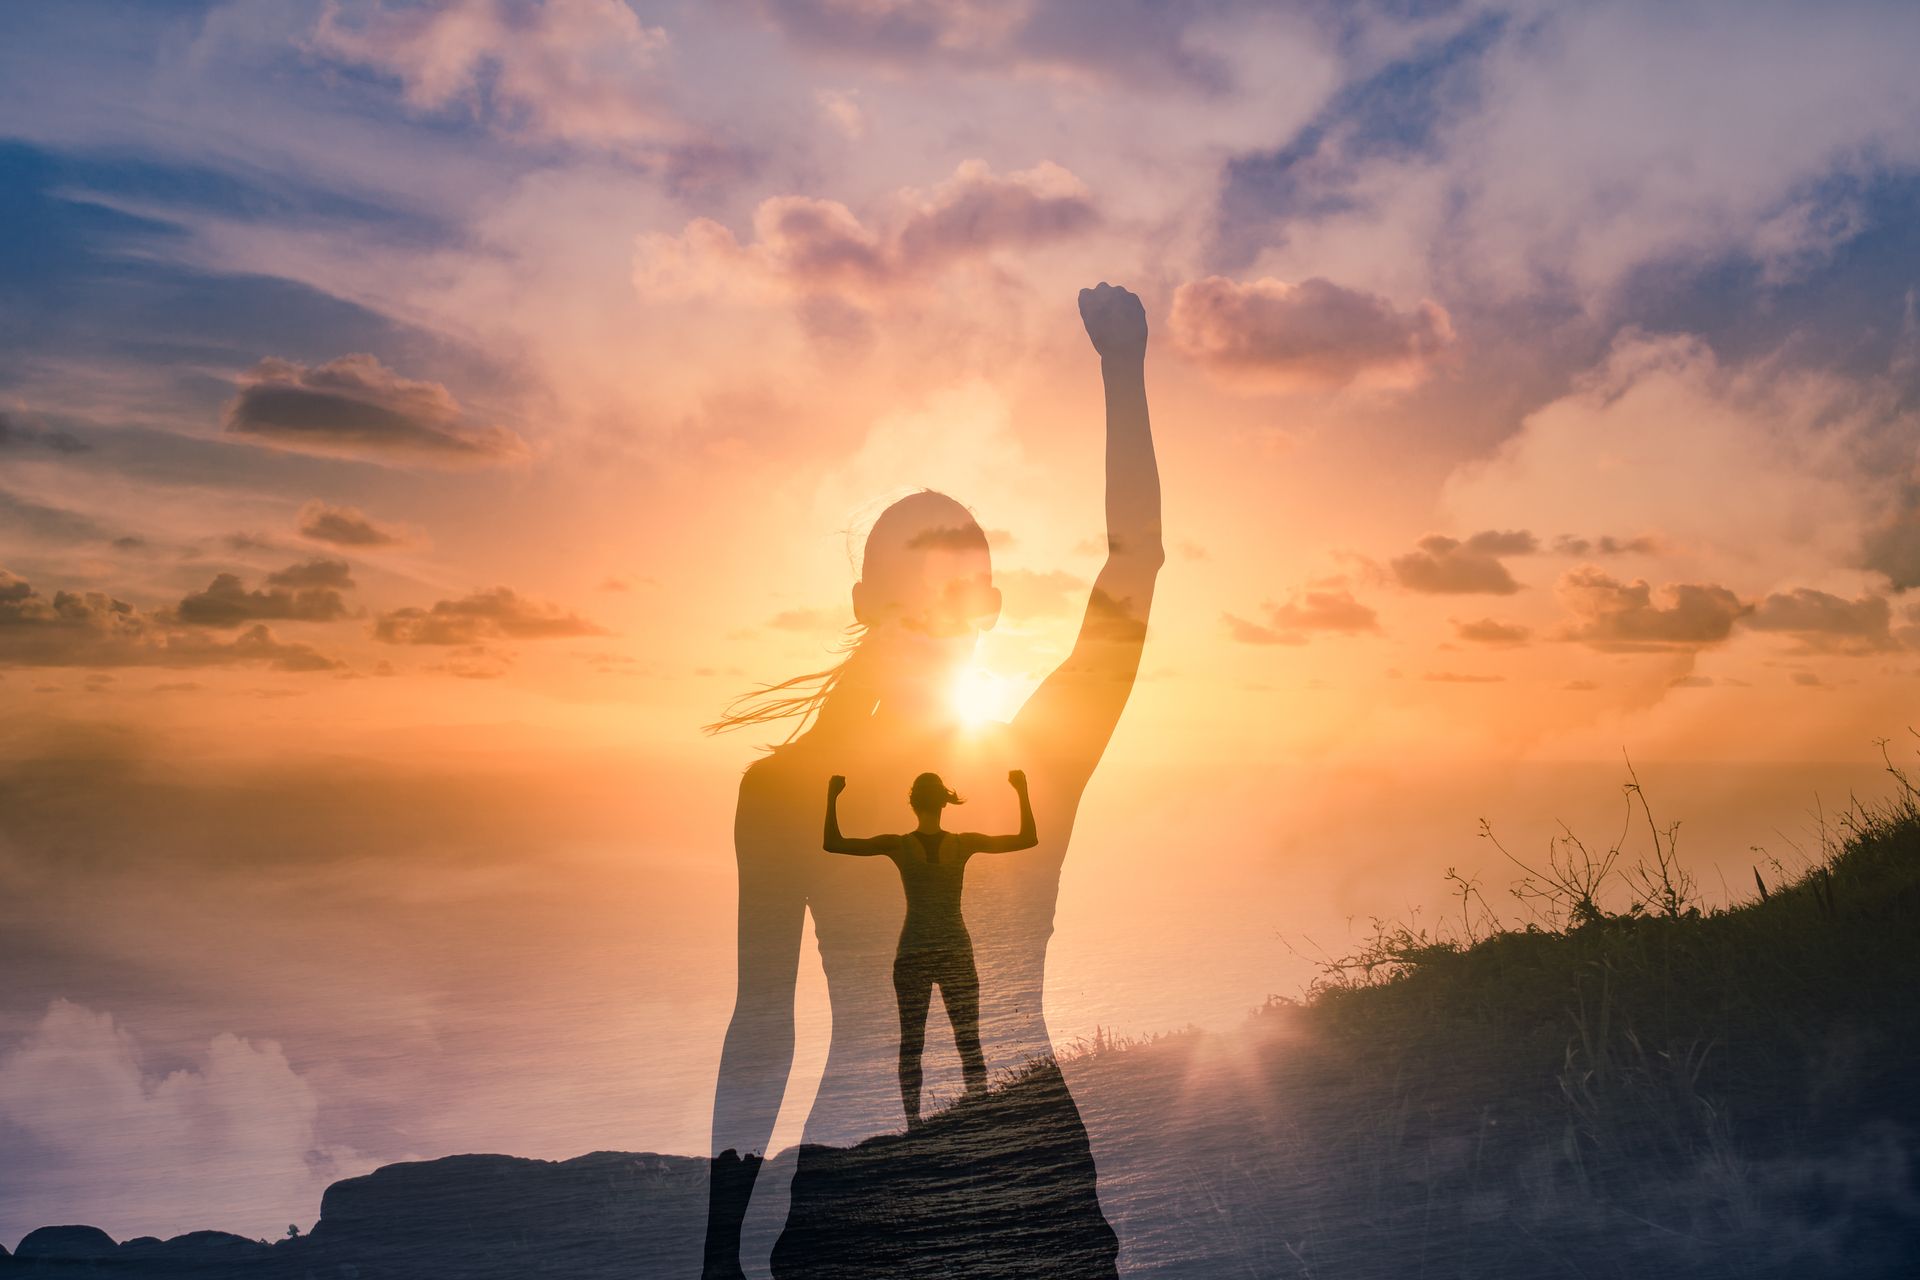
823, 774, 902, 854
959, 769, 1039, 854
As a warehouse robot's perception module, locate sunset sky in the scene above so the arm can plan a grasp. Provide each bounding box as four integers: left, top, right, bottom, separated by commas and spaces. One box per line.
4, 0, 1920, 1247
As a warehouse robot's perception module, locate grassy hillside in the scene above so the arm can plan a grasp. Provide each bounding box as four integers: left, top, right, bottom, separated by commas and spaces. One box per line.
1067, 755, 1920, 1278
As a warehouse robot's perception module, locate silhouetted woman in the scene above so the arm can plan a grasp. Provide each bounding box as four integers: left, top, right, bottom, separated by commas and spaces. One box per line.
824, 769, 1038, 1127
702, 283, 1160, 1280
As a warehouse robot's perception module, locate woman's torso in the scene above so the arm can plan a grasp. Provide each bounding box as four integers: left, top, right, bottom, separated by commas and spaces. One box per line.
890, 832, 971, 947
745, 720, 1085, 1144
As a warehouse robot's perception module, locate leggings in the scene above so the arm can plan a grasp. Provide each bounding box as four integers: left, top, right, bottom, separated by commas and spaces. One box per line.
892, 930, 987, 1121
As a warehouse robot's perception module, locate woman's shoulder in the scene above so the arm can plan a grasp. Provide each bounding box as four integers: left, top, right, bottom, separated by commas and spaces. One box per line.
736, 735, 834, 799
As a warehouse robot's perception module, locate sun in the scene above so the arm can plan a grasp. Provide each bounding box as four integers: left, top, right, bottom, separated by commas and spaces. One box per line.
951, 664, 1015, 728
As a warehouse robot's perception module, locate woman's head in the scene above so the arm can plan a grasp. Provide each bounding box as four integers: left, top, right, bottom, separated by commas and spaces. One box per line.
706, 489, 1000, 741
909, 771, 964, 814
852, 490, 1001, 644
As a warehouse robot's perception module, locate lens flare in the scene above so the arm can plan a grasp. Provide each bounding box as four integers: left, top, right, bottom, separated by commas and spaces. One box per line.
951, 664, 1014, 728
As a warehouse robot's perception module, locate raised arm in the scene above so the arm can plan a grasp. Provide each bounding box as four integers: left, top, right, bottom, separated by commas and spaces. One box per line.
959, 770, 1039, 854
1013, 284, 1163, 785
822, 775, 901, 855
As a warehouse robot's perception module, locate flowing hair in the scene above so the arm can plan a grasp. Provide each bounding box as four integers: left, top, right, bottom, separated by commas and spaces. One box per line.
703, 489, 987, 743
701, 624, 870, 743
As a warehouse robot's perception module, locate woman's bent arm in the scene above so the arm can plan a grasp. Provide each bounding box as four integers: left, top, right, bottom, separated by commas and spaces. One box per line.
966, 770, 1039, 854
823, 774, 899, 854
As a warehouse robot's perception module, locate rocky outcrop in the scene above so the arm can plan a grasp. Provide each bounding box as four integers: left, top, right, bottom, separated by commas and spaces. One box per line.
771, 1059, 1117, 1279
15, 1226, 117, 1261
307, 1150, 709, 1277
0, 1152, 712, 1278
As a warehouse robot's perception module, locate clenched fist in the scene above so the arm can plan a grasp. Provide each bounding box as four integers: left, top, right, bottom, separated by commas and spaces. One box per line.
1078, 282, 1147, 362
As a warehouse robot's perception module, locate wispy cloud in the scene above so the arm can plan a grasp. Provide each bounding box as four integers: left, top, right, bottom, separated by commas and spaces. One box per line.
308, 0, 684, 154
297, 500, 413, 549
0, 410, 88, 455
1452, 617, 1531, 647
374, 587, 605, 646
0, 567, 344, 672
744, 0, 1232, 92
1225, 590, 1380, 645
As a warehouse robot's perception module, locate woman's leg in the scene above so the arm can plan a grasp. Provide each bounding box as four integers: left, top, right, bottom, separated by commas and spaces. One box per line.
893, 947, 934, 1126
938, 942, 988, 1098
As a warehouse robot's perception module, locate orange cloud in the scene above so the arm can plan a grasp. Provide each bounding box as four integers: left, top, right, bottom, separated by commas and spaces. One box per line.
373, 587, 605, 646
0, 567, 343, 672
1551, 534, 1661, 557
1453, 618, 1532, 647
298, 501, 412, 549
1745, 588, 1897, 654
172, 561, 356, 628
1555, 568, 1747, 652
1390, 531, 1536, 595
1224, 590, 1380, 644
1168, 275, 1453, 392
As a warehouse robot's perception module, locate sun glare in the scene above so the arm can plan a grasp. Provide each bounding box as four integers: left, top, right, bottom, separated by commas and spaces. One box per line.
952, 664, 1014, 728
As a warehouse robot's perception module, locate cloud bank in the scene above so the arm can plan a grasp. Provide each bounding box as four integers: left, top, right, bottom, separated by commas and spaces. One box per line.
309, 0, 681, 152
1168, 276, 1453, 392
636, 160, 1098, 307
0, 568, 344, 672
1555, 568, 1748, 653
1225, 589, 1380, 645
374, 587, 605, 646
173, 561, 356, 628
0, 1001, 370, 1244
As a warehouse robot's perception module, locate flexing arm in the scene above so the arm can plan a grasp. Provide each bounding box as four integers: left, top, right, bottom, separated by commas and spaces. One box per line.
960, 770, 1039, 854
823, 775, 901, 855
1013, 284, 1163, 784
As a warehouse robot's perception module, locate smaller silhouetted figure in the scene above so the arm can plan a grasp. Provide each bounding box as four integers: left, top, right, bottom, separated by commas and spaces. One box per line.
824, 770, 1037, 1128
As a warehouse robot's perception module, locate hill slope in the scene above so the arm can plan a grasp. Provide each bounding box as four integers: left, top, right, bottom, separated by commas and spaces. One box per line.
5, 791, 1918, 1278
